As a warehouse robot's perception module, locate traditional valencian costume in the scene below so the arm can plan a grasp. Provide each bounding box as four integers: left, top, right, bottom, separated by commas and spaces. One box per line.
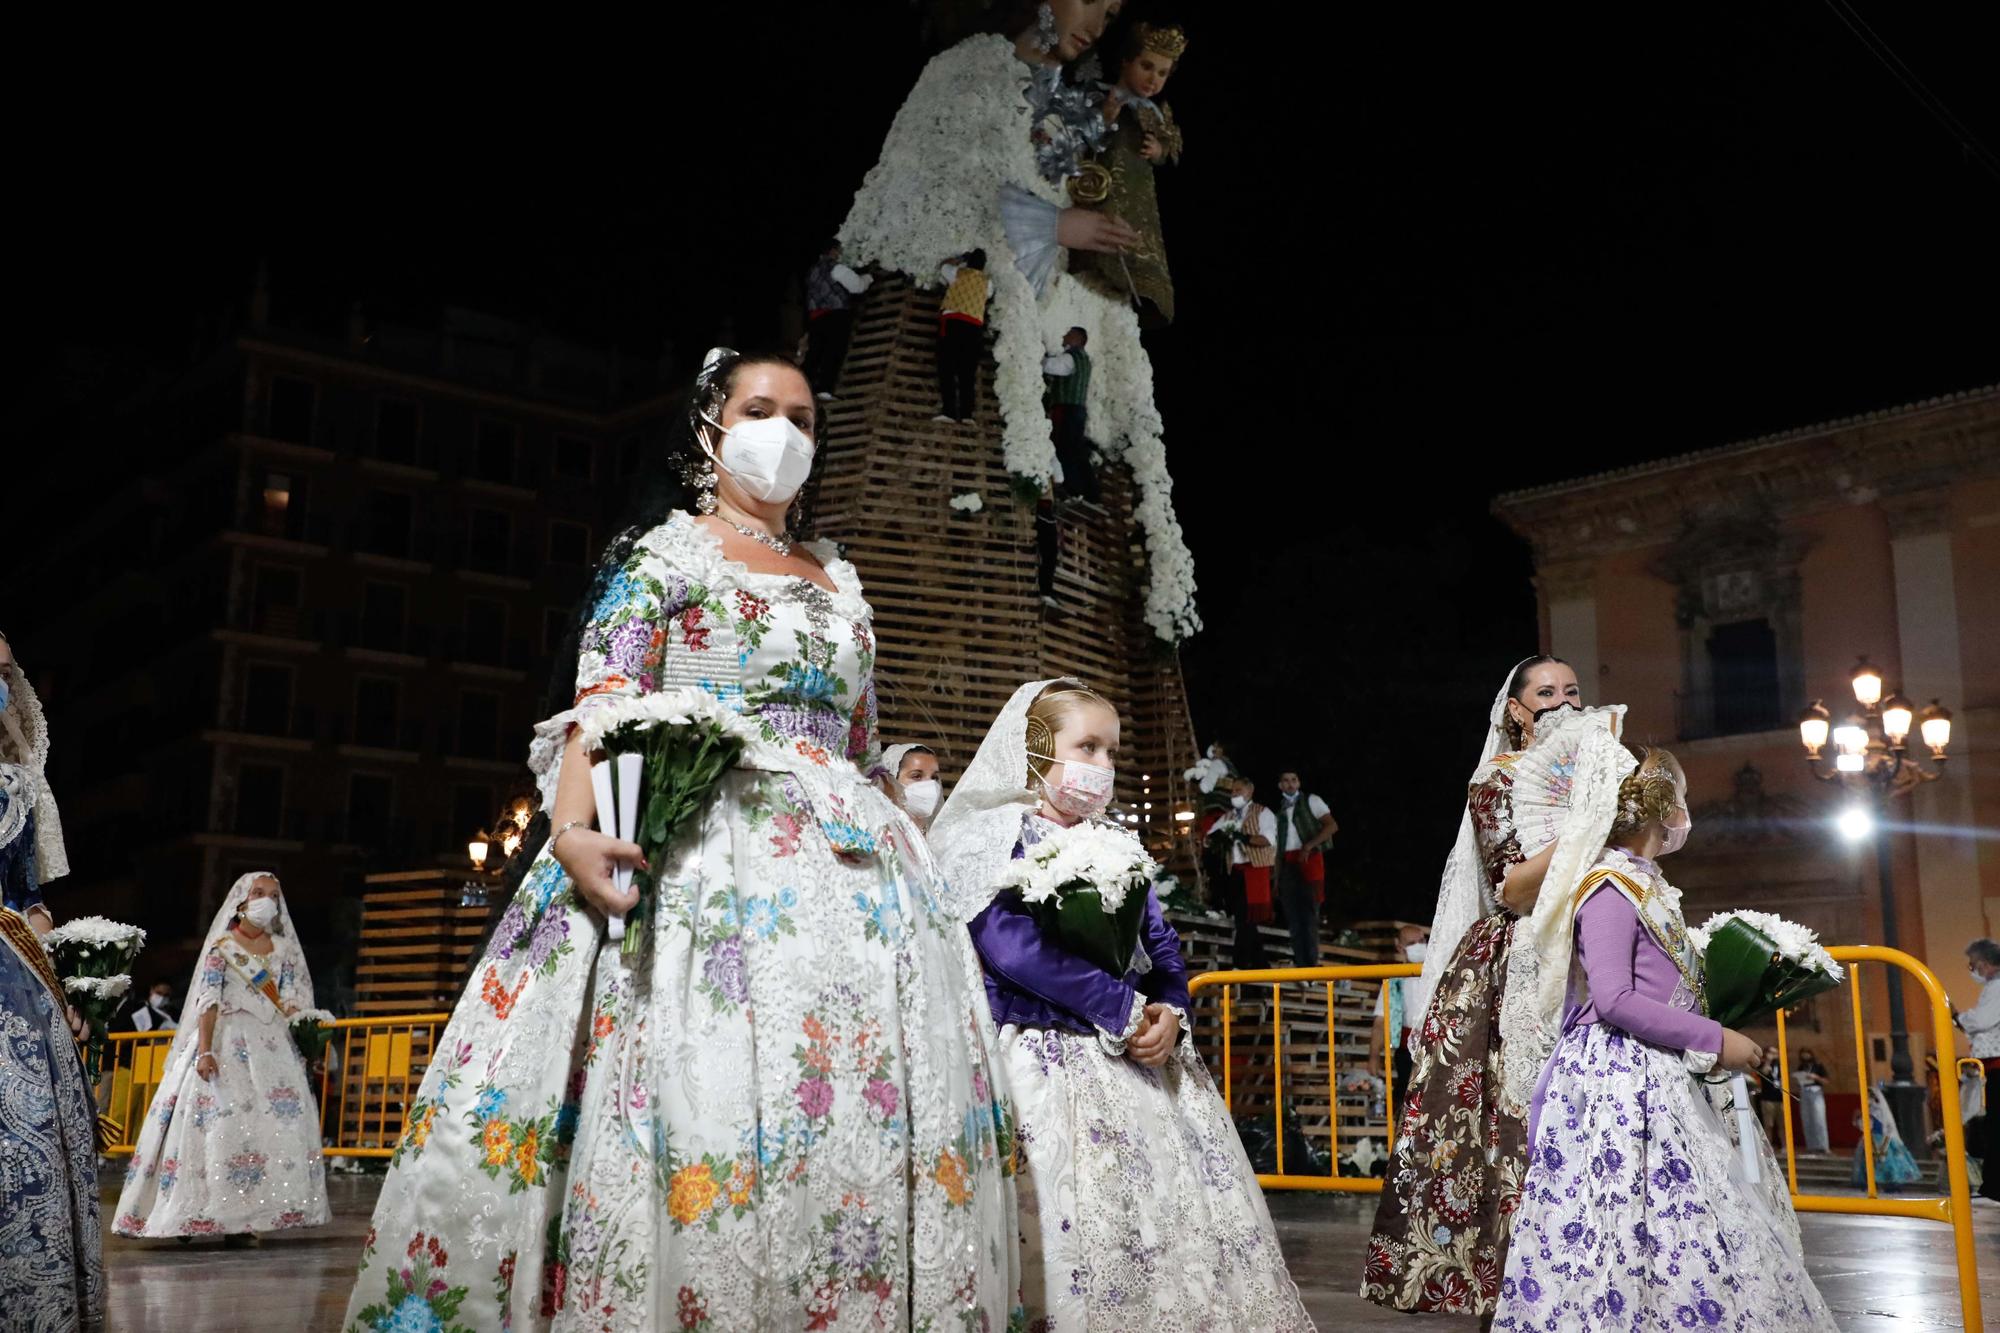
113, 872, 331, 1239
1363, 666, 1616, 1314
344, 495, 1017, 1331
0, 760, 103, 1330
1493, 754, 1834, 1328
930, 679, 1312, 1332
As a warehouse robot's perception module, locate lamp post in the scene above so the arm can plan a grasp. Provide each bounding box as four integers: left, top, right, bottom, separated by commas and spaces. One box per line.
1798, 657, 1955, 1151
465, 795, 539, 904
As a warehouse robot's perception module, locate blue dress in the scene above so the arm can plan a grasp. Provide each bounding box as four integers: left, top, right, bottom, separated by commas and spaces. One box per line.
0, 784, 105, 1330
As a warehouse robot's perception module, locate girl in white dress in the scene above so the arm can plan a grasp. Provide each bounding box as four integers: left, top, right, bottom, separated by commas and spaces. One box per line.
344, 351, 1018, 1333
930, 678, 1313, 1331
113, 871, 330, 1241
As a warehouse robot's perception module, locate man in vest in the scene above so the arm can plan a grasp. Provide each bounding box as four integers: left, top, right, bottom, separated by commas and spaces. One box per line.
1041, 326, 1098, 502
1219, 776, 1278, 970
1272, 771, 1338, 965
934, 250, 991, 422
802, 239, 872, 399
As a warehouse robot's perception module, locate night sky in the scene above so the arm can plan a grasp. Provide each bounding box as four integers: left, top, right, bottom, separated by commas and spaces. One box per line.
10, 4, 1997, 915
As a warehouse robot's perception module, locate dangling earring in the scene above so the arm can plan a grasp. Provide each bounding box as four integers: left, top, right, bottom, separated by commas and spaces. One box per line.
681, 448, 718, 515
1033, 1, 1059, 53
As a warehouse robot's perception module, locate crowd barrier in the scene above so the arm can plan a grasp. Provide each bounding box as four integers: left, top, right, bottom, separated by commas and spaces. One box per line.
1188, 944, 1982, 1331
99, 1012, 452, 1159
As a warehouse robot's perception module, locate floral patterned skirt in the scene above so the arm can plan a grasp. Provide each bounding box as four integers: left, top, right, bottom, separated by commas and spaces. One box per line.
345, 767, 1019, 1333
1361, 911, 1524, 1315
0, 933, 103, 1331
112, 1008, 329, 1238
1493, 1023, 1833, 1330
1000, 1024, 1313, 1333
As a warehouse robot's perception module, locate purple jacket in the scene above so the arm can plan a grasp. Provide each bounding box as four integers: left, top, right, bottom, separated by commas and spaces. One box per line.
968, 888, 1191, 1037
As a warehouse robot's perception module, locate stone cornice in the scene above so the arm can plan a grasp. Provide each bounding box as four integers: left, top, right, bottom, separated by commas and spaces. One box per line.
1492, 387, 2000, 561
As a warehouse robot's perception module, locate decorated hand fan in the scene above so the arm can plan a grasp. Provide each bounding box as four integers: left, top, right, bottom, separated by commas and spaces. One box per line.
1505, 704, 1626, 858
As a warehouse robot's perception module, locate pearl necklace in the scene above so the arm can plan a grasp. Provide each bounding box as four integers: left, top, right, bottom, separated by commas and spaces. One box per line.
723, 518, 794, 556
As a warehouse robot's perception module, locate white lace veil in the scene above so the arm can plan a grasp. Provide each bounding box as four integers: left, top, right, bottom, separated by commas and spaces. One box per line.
1417, 659, 1536, 998
882, 743, 924, 781
172, 870, 313, 1037
0, 659, 69, 883
928, 678, 1068, 921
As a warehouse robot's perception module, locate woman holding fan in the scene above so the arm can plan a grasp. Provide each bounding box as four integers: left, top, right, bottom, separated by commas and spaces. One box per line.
1363, 655, 1593, 1317
113, 871, 330, 1242
930, 677, 1312, 1331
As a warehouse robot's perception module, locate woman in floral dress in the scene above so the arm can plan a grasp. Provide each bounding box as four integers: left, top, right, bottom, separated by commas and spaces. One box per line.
1362, 657, 1583, 1317
344, 351, 1018, 1333
114, 871, 331, 1241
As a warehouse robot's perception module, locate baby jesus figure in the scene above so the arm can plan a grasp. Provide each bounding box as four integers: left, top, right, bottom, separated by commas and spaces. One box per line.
1071, 22, 1186, 329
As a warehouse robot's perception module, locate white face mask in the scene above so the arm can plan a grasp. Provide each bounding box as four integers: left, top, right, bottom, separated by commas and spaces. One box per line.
1230, 794, 1248, 810
1404, 942, 1429, 964
150, 993, 172, 1010
702, 412, 815, 505
244, 897, 280, 930
1661, 807, 1692, 857
1034, 755, 1116, 821
902, 778, 942, 820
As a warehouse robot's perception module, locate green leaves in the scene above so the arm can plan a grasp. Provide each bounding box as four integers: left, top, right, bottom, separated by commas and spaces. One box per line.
1703, 917, 1843, 1029
605, 720, 746, 959
1034, 879, 1149, 977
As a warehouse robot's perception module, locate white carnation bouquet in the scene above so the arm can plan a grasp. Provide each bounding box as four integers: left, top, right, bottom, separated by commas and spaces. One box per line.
290, 1005, 339, 1064
577, 690, 762, 957
42, 914, 148, 1081
996, 819, 1158, 974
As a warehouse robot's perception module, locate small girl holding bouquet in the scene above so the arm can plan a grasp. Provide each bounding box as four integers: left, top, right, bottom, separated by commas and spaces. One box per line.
930, 678, 1312, 1331
1493, 747, 1834, 1328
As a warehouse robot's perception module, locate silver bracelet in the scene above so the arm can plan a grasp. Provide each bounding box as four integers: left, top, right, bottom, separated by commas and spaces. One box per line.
550, 820, 588, 856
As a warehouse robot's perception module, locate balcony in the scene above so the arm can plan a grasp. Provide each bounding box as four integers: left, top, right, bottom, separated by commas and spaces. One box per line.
1674, 688, 1786, 742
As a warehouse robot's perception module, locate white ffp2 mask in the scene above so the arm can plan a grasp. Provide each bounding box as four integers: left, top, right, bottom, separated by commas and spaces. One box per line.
703, 413, 815, 505
244, 898, 279, 930
902, 779, 942, 820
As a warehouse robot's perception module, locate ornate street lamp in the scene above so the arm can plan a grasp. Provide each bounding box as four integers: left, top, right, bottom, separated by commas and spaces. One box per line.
1799, 656, 1956, 1150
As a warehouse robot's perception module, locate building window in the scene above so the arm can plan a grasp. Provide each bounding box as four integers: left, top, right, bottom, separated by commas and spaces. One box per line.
543, 607, 570, 656
253, 566, 303, 637
354, 676, 403, 749
475, 422, 519, 484
554, 435, 594, 480
464, 596, 506, 665
376, 400, 420, 465
268, 376, 316, 445
348, 773, 395, 842
547, 520, 589, 566
235, 762, 285, 837
452, 783, 494, 842
259, 470, 300, 539
468, 509, 512, 570
360, 581, 408, 653
1707, 619, 1781, 736
457, 690, 501, 759
363, 490, 414, 558
242, 664, 294, 735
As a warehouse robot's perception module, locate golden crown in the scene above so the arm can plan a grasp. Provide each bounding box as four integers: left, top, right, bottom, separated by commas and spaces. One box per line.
1136, 23, 1187, 61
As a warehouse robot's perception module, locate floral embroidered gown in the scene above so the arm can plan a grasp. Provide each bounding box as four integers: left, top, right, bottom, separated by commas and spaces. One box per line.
1493, 850, 1833, 1329
344, 513, 1019, 1333
113, 932, 330, 1237
1363, 749, 1546, 1315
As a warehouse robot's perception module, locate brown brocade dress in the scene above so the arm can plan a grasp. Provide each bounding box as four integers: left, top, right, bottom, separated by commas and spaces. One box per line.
1361, 749, 1547, 1317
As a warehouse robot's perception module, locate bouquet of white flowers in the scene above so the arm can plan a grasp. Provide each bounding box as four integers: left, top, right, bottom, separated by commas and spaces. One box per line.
43, 915, 148, 1081
1689, 909, 1843, 1181
290, 1006, 338, 1065
578, 690, 757, 959
995, 819, 1158, 975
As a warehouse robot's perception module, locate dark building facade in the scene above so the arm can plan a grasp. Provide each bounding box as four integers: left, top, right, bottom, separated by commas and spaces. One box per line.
13, 301, 682, 994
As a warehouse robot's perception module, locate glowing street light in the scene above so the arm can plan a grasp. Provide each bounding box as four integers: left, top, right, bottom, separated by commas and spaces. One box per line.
1835, 805, 1875, 842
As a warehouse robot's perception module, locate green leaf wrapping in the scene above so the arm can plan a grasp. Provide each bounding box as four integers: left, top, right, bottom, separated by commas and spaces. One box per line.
1703, 917, 1843, 1029
1031, 880, 1150, 977
602, 720, 746, 958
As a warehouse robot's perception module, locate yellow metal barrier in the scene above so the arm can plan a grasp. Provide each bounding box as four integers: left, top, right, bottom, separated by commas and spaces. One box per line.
1190, 946, 1982, 1330
99, 1012, 451, 1159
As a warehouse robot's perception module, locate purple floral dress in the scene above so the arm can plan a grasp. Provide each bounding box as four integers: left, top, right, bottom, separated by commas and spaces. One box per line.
1493, 853, 1833, 1330
345, 513, 1018, 1333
